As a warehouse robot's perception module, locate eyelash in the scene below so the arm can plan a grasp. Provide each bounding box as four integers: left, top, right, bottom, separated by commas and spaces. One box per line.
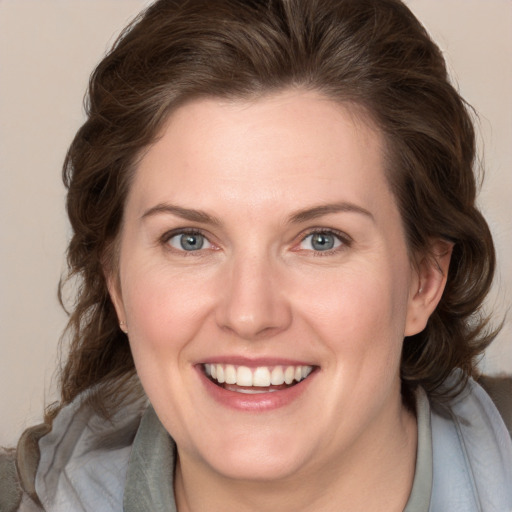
159, 227, 352, 255
297, 228, 352, 256
160, 229, 215, 256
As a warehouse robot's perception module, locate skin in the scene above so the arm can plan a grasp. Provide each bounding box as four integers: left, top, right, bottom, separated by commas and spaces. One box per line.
108, 89, 451, 511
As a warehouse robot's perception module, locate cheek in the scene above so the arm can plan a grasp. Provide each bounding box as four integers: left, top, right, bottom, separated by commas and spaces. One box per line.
293, 264, 410, 367
119, 266, 215, 419
120, 261, 216, 360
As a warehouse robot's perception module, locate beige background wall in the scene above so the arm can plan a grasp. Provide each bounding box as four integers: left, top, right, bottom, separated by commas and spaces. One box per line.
1, 0, 511, 447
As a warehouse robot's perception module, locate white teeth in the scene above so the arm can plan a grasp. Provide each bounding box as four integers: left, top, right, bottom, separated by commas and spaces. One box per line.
229, 387, 278, 394
284, 366, 295, 385
204, 363, 314, 389
253, 367, 271, 387
302, 366, 312, 379
237, 366, 253, 386
225, 365, 237, 385
270, 366, 285, 385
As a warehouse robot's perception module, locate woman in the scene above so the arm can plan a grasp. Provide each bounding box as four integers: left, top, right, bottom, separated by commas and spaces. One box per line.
1, 0, 511, 510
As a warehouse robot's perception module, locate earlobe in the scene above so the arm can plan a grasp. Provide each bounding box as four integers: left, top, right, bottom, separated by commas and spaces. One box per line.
404, 239, 453, 336
105, 270, 127, 332
119, 320, 128, 334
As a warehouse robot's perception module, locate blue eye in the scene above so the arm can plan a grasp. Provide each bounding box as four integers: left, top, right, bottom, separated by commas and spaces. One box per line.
167, 232, 212, 251
300, 232, 343, 252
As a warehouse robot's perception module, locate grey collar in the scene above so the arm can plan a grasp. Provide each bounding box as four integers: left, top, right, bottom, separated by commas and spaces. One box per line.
123, 406, 177, 512
404, 387, 433, 512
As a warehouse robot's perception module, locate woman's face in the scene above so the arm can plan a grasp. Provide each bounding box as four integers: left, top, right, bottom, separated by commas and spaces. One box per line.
110, 90, 429, 482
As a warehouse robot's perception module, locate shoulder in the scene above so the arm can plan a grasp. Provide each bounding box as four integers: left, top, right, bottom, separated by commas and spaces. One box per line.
429, 375, 512, 511
0, 422, 49, 512
36, 389, 147, 511
0, 448, 23, 511
1, 384, 148, 512
476, 374, 512, 437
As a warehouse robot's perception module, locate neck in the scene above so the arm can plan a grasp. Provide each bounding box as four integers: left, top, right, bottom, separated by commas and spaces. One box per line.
174, 396, 417, 512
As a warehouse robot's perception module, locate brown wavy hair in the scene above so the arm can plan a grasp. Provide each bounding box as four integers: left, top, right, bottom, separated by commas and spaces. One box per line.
56, 0, 497, 416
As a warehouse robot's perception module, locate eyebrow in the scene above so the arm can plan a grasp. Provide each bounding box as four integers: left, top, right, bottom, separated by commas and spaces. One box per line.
141, 203, 221, 225
141, 201, 373, 225
287, 202, 374, 224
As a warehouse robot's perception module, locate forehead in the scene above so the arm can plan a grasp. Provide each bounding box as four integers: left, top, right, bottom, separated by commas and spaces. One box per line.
127, 89, 393, 219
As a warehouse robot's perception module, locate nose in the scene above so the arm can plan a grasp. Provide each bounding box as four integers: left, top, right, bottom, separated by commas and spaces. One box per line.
215, 253, 292, 341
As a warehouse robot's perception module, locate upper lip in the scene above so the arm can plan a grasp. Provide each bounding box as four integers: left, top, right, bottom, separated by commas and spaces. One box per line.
195, 356, 318, 368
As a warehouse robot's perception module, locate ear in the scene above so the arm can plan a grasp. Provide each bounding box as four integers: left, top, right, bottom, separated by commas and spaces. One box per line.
404, 239, 453, 336
105, 265, 128, 334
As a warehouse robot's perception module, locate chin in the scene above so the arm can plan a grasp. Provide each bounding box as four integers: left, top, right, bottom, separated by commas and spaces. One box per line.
194, 430, 317, 482
210, 450, 310, 482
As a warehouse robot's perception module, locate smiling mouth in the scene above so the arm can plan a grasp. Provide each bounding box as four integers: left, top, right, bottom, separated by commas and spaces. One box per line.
203, 363, 315, 394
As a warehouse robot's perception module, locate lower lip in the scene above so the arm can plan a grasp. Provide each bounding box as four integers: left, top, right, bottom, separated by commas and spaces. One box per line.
196, 366, 317, 412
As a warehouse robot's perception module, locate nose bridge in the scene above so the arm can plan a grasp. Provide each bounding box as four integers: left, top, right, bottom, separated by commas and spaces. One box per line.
216, 244, 291, 340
